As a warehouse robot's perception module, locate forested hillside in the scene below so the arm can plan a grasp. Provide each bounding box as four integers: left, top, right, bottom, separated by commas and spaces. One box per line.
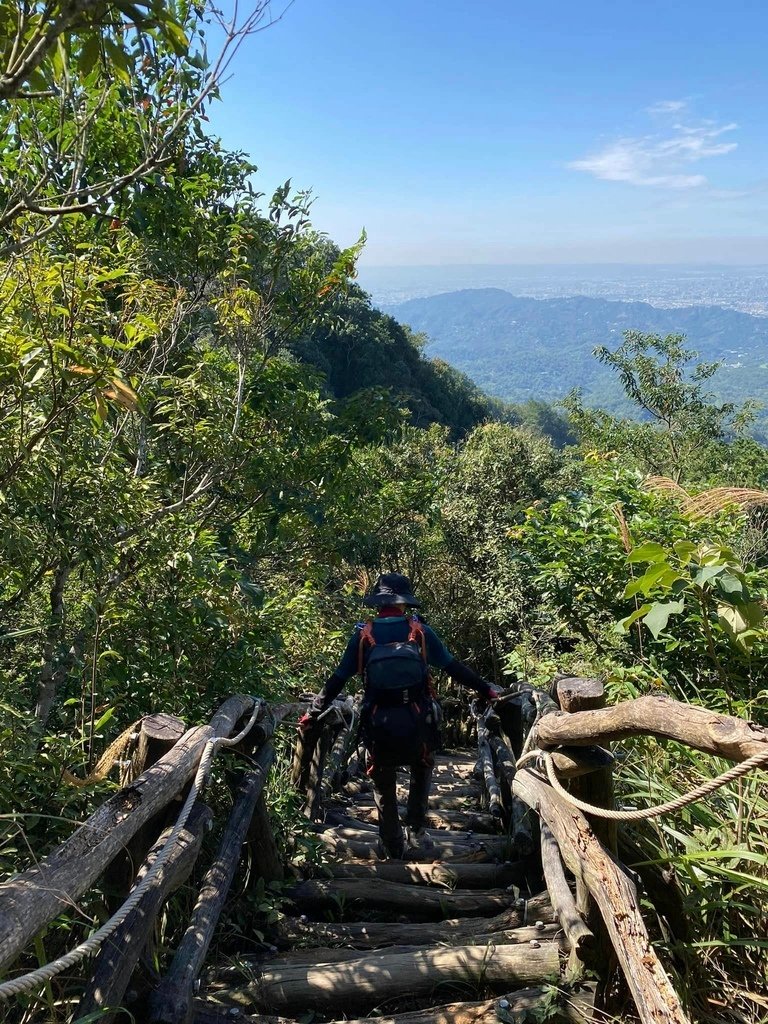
2, 3, 768, 1022
389, 288, 768, 419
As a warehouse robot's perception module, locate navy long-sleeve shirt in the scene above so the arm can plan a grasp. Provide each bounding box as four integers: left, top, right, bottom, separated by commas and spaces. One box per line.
312, 614, 493, 710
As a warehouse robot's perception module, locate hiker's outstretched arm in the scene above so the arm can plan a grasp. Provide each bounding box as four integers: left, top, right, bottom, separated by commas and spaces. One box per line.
444, 658, 496, 698
422, 624, 496, 699
308, 629, 360, 713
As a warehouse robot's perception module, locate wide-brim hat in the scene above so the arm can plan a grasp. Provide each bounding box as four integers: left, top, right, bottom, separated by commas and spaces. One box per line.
363, 572, 421, 608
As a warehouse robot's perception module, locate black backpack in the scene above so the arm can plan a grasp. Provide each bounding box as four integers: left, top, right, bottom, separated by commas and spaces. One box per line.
358, 618, 440, 766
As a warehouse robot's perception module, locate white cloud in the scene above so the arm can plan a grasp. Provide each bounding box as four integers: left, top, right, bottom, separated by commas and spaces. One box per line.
646, 99, 688, 115
569, 120, 738, 189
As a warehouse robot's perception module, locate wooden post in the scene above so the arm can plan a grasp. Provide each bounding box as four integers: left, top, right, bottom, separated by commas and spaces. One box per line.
0, 694, 256, 974
555, 677, 616, 852
247, 793, 284, 884
514, 768, 690, 1024
555, 677, 615, 987
149, 742, 275, 1024
104, 714, 186, 908
78, 803, 212, 1023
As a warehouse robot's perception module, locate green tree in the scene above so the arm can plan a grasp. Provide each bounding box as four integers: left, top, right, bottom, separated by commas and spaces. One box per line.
568, 331, 755, 483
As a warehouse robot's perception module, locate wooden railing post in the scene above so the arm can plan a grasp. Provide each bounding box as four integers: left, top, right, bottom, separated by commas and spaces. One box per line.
555, 676, 616, 989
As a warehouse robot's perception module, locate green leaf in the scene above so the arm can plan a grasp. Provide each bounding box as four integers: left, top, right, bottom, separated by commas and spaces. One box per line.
693, 565, 725, 588
94, 708, 115, 732
673, 540, 697, 564
643, 599, 685, 638
616, 603, 653, 632
628, 541, 666, 564
623, 561, 673, 598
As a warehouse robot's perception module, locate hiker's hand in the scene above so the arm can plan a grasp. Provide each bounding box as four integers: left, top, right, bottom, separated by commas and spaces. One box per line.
298, 711, 319, 735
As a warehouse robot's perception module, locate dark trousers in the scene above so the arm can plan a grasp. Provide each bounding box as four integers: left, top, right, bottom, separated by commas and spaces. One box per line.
370, 759, 433, 855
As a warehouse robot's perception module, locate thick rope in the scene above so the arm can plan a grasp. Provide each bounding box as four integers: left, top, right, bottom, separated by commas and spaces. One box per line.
516, 746, 768, 821
0, 698, 263, 1002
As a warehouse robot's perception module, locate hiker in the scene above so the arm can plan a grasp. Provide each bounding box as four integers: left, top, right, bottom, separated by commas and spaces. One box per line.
300, 573, 500, 859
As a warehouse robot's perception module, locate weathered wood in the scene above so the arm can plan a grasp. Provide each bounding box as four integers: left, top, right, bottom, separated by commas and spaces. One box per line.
0, 694, 256, 973
323, 986, 594, 1024
555, 677, 615, 989
78, 803, 213, 1023
288, 878, 517, 919
539, 821, 594, 965
320, 860, 528, 890
247, 794, 284, 884
104, 713, 187, 913
224, 943, 562, 1014
514, 767, 690, 1024
193, 987, 593, 1024
136, 713, 187, 770
309, 819, 514, 860
486, 734, 534, 855
477, 717, 503, 818
149, 742, 275, 1024
274, 892, 556, 948
347, 802, 499, 833
536, 692, 768, 762
549, 745, 615, 779
241, 929, 564, 971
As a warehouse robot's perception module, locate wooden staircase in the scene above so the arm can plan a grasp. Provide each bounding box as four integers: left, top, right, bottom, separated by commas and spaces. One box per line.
196, 750, 592, 1024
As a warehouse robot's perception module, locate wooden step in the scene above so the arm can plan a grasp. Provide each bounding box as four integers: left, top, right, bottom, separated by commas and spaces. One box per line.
217, 942, 562, 1015
274, 892, 556, 949
344, 803, 499, 833
319, 859, 529, 890
287, 878, 517, 920
193, 985, 594, 1024
230, 926, 564, 972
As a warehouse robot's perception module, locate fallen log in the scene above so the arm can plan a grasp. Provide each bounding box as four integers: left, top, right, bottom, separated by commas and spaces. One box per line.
287, 878, 516, 919
223, 942, 562, 1014
514, 767, 690, 1024
274, 892, 555, 948
320, 860, 528, 890
78, 803, 212, 1023
539, 821, 593, 966
535, 692, 768, 762
0, 694, 256, 973
149, 741, 275, 1024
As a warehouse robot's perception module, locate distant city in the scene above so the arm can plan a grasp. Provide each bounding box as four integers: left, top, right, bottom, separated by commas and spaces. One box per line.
358, 264, 768, 317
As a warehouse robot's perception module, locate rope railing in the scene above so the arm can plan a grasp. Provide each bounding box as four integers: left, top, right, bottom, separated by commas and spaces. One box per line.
0, 697, 263, 1002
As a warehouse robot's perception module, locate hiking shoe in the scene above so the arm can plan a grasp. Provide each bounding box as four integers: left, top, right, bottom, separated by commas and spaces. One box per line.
377, 837, 405, 860
405, 826, 435, 855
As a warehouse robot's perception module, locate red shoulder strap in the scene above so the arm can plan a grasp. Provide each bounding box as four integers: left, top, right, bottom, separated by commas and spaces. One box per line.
407, 616, 427, 663
357, 619, 375, 676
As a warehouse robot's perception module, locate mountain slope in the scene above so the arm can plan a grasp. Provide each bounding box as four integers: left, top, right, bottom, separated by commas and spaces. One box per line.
386, 289, 768, 412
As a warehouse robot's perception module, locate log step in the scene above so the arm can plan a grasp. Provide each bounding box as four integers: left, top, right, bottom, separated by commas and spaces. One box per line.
287, 878, 517, 920
274, 892, 556, 949
216, 942, 563, 1015
319, 859, 530, 890
193, 986, 594, 1024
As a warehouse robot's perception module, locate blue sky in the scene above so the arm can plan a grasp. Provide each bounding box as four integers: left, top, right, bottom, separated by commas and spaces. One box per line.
208, 0, 768, 264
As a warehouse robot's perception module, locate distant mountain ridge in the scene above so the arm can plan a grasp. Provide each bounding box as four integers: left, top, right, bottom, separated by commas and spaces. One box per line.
385, 288, 768, 413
